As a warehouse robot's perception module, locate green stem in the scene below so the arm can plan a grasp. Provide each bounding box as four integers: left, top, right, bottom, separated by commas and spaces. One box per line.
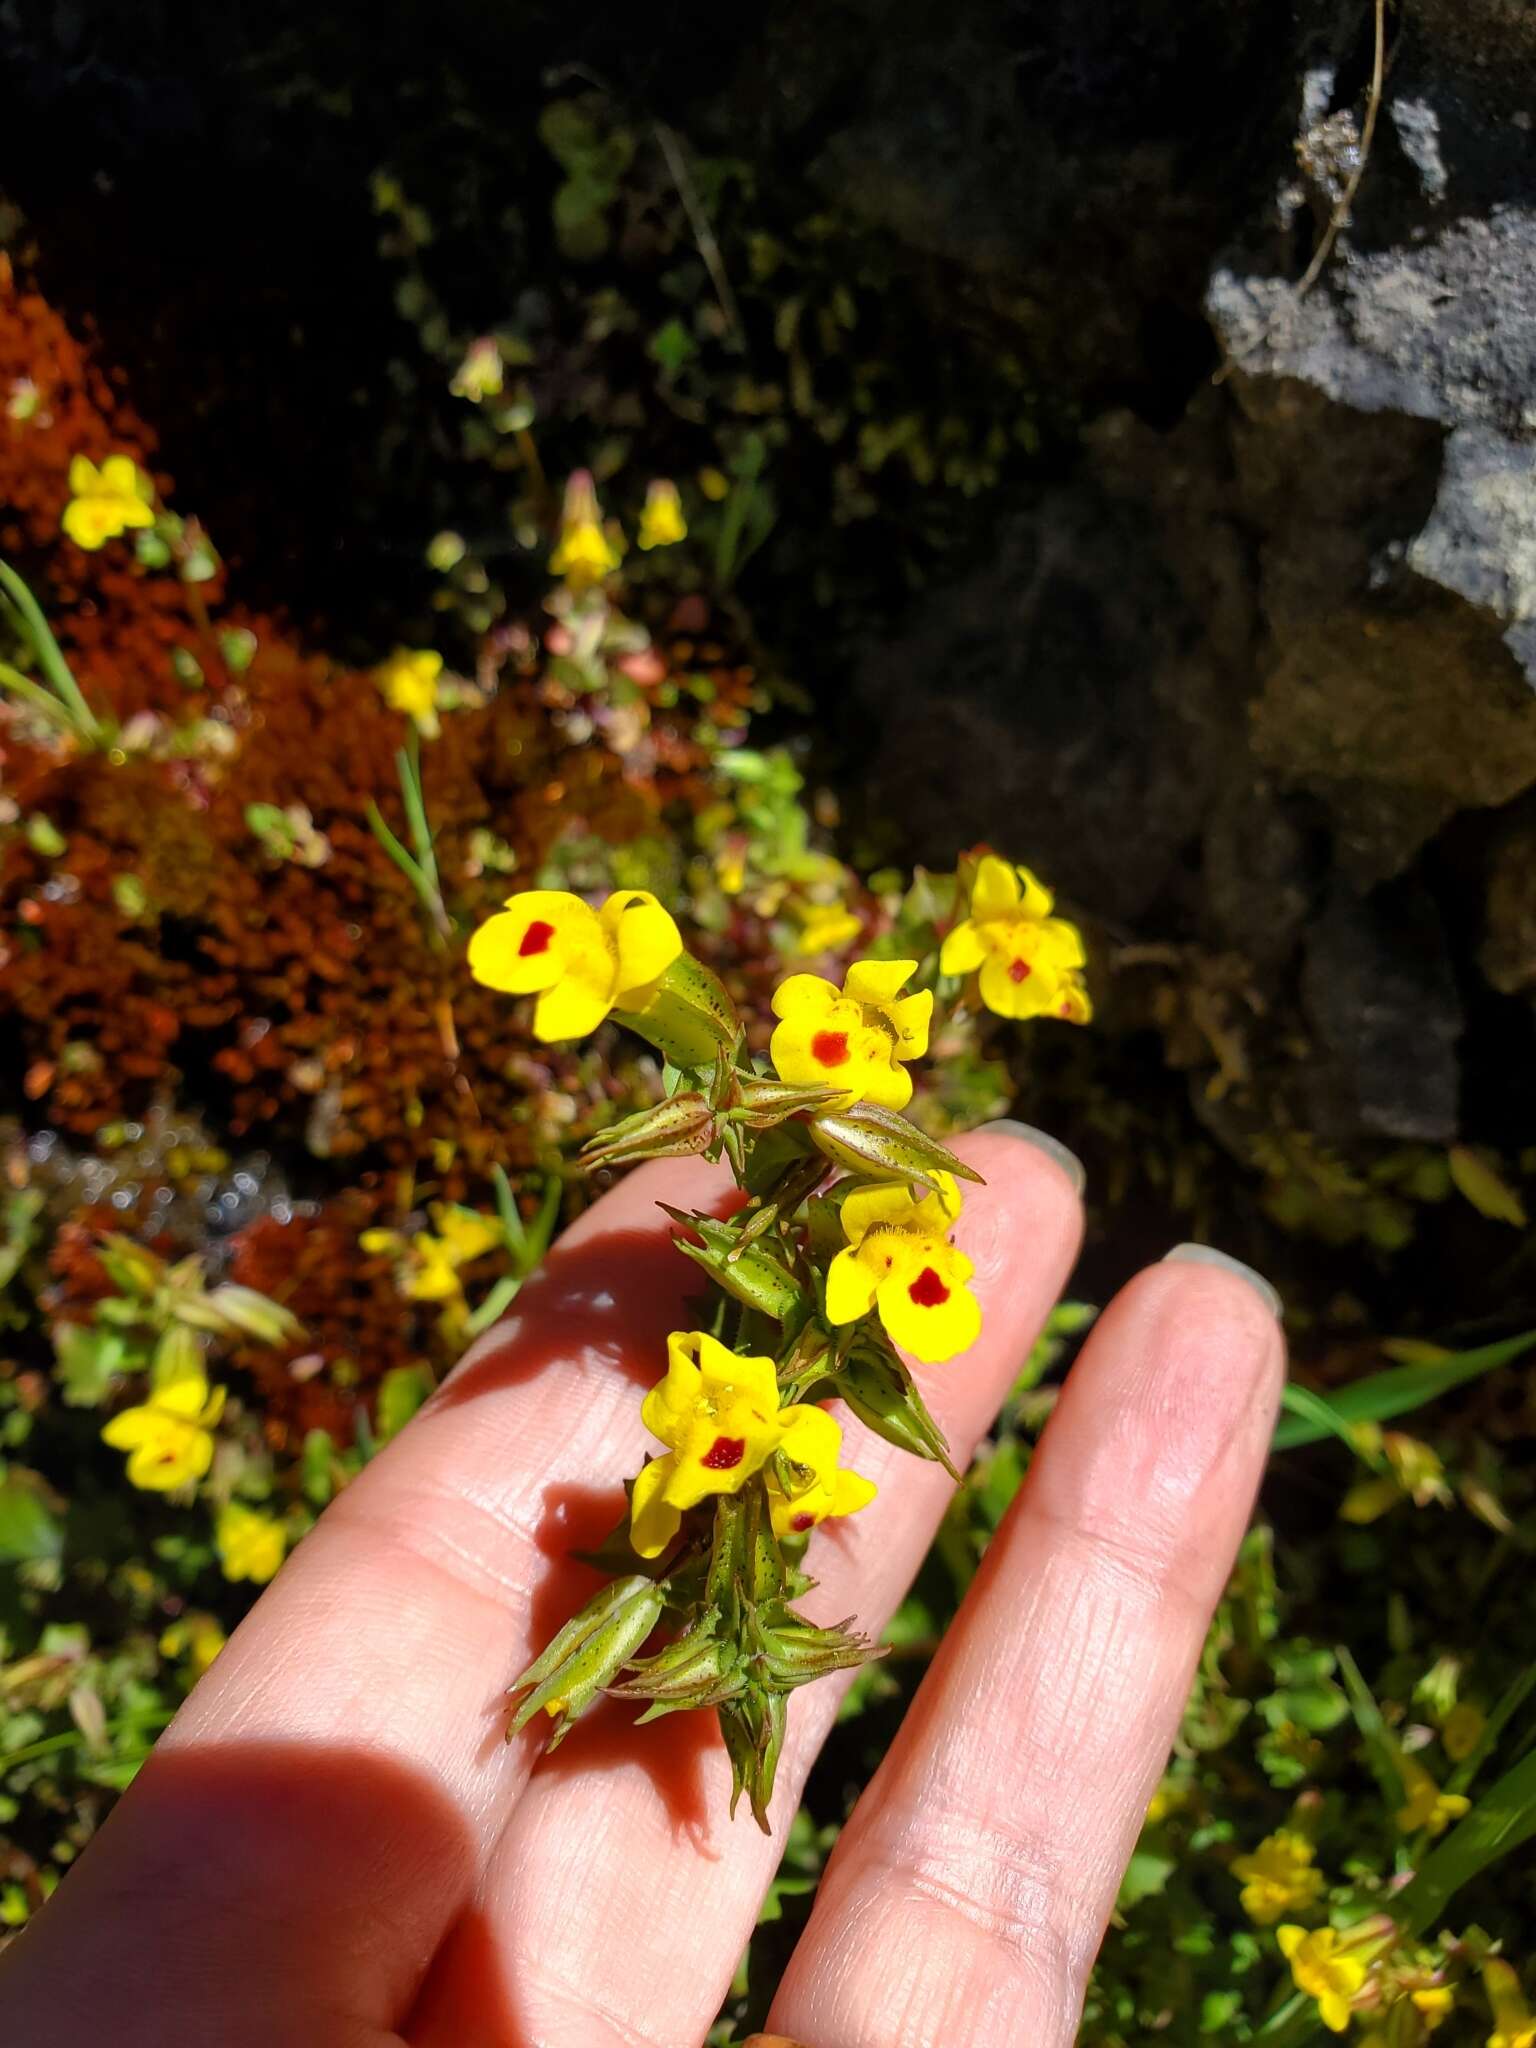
0, 1705, 175, 1774
0, 559, 105, 743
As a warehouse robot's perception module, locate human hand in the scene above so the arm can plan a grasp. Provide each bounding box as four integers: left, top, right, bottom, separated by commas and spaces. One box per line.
0, 1125, 1283, 2048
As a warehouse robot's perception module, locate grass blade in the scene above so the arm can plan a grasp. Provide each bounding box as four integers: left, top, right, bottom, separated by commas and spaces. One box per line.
1272, 1330, 1536, 1451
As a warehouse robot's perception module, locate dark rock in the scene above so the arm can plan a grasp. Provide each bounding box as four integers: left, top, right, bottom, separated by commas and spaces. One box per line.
1298, 883, 1462, 1143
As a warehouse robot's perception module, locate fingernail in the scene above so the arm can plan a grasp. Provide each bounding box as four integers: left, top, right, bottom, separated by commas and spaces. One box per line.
1162, 1243, 1282, 1319
974, 1119, 1086, 1196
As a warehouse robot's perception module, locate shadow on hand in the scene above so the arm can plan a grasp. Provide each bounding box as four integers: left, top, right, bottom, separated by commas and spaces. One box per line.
0, 1739, 520, 2048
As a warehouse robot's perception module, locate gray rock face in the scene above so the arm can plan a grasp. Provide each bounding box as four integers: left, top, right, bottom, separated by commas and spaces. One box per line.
737, 0, 1536, 1146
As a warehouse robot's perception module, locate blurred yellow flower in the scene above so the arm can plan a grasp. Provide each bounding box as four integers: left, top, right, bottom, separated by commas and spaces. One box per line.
1396, 1759, 1470, 1838
771, 959, 931, 1112
1232, 1831, 1326, 1926
1441, 1701, 1486, 1762
61, 453, 155, 551
450, 336, 504, 403
637, 479, 687, 550
940, 854, 1091, 1023
159, 1613, 227, 1674
1278, 1926, 1370, 2034
1485, 1960, 1536, 2048
791, 902, 863, 957
469, 886, 682, 1041
375, 648, 444, 738
215, 1502, 287, 1585
826, 1172, 981, 1364
550, 469, 623, 588
100, 1364, 225, 1492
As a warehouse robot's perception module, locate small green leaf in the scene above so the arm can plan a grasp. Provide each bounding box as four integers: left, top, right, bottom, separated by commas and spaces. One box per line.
0, 1469, 63, 1563
1272, 1329, 1536, 1450
1449, 1145, 1527, 1225
377, 1363, 435, 1441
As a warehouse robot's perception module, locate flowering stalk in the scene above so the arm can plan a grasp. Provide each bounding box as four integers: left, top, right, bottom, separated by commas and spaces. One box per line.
471, 866, 1086, 1825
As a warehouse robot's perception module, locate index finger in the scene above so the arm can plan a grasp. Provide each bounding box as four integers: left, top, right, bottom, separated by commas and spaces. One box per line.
0, 1156, 730, 2040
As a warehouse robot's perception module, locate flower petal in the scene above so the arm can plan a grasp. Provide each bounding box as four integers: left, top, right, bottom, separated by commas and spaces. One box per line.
777, 1402, 843, 1480
1016, 864, 1055, 918
467, 892, 596, 996
531, 953, 617, 1040
830, 1466, 878, 1516
840, 1180, 922, 1244
876, 1257, 982, 1363
842, 958, 918, 1008
885, 989, 933, 1057
978, 948, 1063, 1020
970, 855, 1023, 921
824, 1245, 878, 1324
630, 1455, 683, 1559
601, 889, 683, 999
938, 920, 987, 975
770, 973, 840, 1023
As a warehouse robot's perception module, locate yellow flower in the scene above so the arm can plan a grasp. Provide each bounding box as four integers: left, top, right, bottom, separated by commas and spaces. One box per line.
550, 469, 623, 588
630, 1331, 832, 1559
100, 1363, 225, 1492
1232, 1831, 1327, 1926
159, 1613, 227, 1675
1441, 1701, 1486, 1762
61, 453, 155, 551
825, 1172, 982, 1364
1396, 1759, 1470, 1838
1278, 1926, 1370, 2035
1411, 1987, 1455, 2031
697, 465, 730, 501
790, 901, 864, 957
215, 1501, 288, 1585
765, 1403, 877, 1543
1484, 1960, 1536, 2048
940, 854, 1091, 1023
375, 647, 444, 738
468, 886, 682, 1041
450, 336, 504, 403
637, 479, 688, 550
770, 958, 932, 1111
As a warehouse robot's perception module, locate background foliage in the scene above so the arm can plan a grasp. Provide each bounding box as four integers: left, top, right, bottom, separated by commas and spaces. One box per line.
2, 16, 1535, 2041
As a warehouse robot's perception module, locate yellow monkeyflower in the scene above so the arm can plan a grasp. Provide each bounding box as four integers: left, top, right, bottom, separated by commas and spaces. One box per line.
1485, 1960, 1536, 2048
100, 1363, 225, 1492
630, 1330, 832, 1558
1396, 1758, 1470, 1838
450, 336, 504, 403
61, 453, 155, 550
468, 886, 682, 1041
375, 647, 444, 738
1278, 1926, 1370, 2035
215, 1501, 288, 1585
550, 469, 623, 588
940, 854, 1091, 1023
159, 1614, 227, 1675
770, 958, 932, 1111
765, 1403, 877, 1543
790, 901, 864, 957
637, 479, 688, 550
1232, 1831, 1327, 1926
826, 1172, 982, 1364
1410, 1987, 1455, 2031
1441, 1700, 1486, 1762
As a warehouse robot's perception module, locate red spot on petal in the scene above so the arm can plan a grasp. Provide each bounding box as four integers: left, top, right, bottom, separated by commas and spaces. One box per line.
811, 1029, 851, 1068
908, 1266, 950, 1308
790, 1512, 816, 1533
701, 1435, 746, 1470
1008, 957, 1031, 984
1059, 1002, 1072, 1017
519, 919, 556, 957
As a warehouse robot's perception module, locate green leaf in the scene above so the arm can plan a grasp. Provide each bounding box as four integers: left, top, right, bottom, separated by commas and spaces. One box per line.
1117, 1846, 1176, 1911
53, 1323, 128, 1408
0, 1469, 63, 1563
1448, 1145, 1527, 1226
1276, 1382, 1369, 1459
1272, 1330, 1536, 1451
376, 1363, 435, 1441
